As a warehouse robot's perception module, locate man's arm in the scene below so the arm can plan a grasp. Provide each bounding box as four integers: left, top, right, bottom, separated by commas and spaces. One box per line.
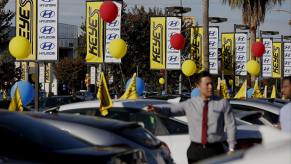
148, 101, 186, 117
223, 100, 237, 151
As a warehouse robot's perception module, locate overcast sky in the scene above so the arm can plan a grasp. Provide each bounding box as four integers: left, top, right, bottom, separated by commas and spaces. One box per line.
5, 0, 291, 36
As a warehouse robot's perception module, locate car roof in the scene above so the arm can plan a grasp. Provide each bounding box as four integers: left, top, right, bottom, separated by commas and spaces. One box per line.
58, 99, 171, 111
229, 99, 281, 115
26, 112, 140, 131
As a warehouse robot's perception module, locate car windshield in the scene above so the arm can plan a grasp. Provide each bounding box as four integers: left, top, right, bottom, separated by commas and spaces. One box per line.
116, 125, 161, 148
0, 113, 91, 151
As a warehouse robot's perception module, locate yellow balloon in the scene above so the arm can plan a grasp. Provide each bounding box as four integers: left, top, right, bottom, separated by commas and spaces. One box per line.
31, 74, 36, 82
246, 60, 260, 76
109, 38, 127, 59
159, 78, 165, 85
229, 79, 233, 86
182, 60, 197, 77
9, 36, 31, 59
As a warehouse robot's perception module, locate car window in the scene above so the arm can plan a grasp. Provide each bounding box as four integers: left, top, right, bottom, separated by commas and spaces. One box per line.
240, 113, 264, 125
157, 116, 189, 135
231, 104, 279, 124
62, 108, 97, 116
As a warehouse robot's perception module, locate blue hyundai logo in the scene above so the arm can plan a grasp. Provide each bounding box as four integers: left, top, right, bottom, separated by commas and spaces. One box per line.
40, 26, 55, 34
107, 20, 119, 27
41, 0, 53, 2
40, 42, 55, 50
40, 10, 55, 18
168, 21, 179, 27
106, 33, 119, 40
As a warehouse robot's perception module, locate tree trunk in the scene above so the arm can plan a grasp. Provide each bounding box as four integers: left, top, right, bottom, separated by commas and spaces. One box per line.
249, 26, 257, 86
249, 27, 257, 60
202, 0, 209, 71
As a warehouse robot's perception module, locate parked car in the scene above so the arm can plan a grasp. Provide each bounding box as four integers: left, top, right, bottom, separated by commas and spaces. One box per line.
229, 99, 282, 126
0, 110, 146, 163
27, 112, 170, 164
200, 127, 291, 164
76, 90, 95, 101
26, 96, 83, 111
46, 99, 263, 164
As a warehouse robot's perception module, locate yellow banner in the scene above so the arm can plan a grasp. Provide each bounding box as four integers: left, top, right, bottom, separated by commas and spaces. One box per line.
150, 17, 166, 70
272, 42, 282, 78
45, 63, 51, 83
16, 0, 37, 61
222, 33, 235, 75
86, 2, 104, 63
190, 27, 204, 72
21, 62, 27, 81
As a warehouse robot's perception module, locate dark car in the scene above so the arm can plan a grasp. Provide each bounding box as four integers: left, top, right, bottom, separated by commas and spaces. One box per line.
28, 112, 171, 164
0, 110, 146, 163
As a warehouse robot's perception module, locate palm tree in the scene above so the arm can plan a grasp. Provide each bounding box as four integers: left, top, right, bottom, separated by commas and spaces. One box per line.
202, 0, 209, 70
223, 0, 284, 59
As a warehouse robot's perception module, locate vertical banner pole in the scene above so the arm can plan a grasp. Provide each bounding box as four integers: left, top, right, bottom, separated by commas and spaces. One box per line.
34, 62, 39, 111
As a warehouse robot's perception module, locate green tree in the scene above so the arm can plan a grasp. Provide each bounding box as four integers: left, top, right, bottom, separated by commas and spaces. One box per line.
0, 0, 15, 47
223, 0, 284, 59
0, 50, 15, 89
53, 56, 87, 95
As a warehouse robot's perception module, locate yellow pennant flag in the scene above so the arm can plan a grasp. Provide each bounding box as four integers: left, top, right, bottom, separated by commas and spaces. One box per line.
220, 79, 230, 99
8, 87, 24, 112
234, 80, 247, 99
97, 72, 112, 116
271, 85, 276, 99
252, 80, 264, 98
120, 73, 139, 100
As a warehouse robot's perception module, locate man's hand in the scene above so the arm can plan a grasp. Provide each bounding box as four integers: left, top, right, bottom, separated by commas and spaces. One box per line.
147, 104, 155, 112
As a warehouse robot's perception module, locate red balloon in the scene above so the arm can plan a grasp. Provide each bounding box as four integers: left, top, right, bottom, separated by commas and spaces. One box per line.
252, 42, 265, 57
170, 33, 185, 50
100, 1, 118, 23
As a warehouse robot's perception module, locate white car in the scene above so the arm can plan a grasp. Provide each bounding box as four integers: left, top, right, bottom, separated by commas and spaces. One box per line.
46, 99, 262, 164
200, 127, 291, 164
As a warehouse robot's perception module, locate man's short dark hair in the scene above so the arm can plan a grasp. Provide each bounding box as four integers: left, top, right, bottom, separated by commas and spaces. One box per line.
195, 71, 212, 84
283, 76, 291, 83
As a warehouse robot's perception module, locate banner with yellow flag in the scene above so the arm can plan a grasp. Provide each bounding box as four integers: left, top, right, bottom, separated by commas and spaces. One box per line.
190, 27, 204, 72
8, 87, 24, 112
252, 80, 264, 98
97, 72, 112, 116
220, 79, 230, 99
86, 1, 104, 63
221, 33, 235, 75
271, 85, 276, 99
16, 0, 37, 61
234, 80, 247, 99
150, 17, 166, 70
272, 42, 282, 78
120, 73, 139, 100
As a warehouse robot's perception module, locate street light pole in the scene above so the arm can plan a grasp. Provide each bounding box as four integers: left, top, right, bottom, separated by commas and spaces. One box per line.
202, 0, 209, 71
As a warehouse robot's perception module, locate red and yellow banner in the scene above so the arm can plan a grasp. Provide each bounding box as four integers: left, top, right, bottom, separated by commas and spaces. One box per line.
150, 17, 166, 70
222, 33, 235, 75
86, 2, 104, 63
16, 0, 37, 61
272, 42, 282, 78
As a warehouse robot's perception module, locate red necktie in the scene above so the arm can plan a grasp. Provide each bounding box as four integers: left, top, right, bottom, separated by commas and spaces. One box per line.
201, 100, 208, 145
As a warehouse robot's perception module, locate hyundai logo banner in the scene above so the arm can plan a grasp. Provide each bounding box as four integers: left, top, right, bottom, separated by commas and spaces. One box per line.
166, 17, 181, 70
262, 38, 273, 77
284, 42, 291, 77
209, 27, 219, 74
37, 0, 58, 61
235, 33, 248, 76
104, 2, 122, 63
